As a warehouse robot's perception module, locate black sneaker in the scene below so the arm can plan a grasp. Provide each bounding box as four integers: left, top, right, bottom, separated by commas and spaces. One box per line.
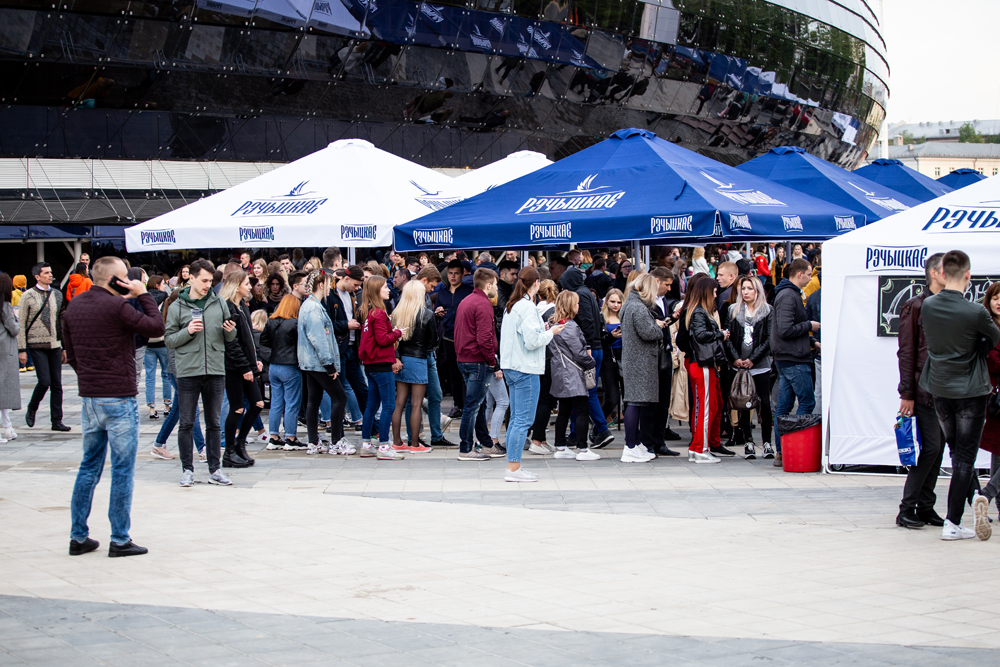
709, 444, 736, 457
448, 407, 463, 419
591, 430, 615, 449
744, 443, 756, 460
109, 540, 148, 558
51, 422, 71, 432
69, 537, 100, 556
896, 510, 925, 529
431, 437, 458, 447
664, 428, 683, 441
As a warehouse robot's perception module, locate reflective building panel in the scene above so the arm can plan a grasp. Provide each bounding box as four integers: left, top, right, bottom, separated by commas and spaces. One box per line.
0, 0, 887, 228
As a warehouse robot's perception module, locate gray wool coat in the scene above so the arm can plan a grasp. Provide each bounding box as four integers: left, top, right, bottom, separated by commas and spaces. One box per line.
548, 320, 595, 398
619, 290, 662, 404
0, 303, 22, 410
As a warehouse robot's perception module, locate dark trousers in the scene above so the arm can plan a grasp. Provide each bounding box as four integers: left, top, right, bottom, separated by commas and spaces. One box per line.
224, 369, 263, 447
899, 402, 945, 514
734, 372, 773, 445
28, 347, 63, 423
457, 362, 490, 452
600, 348, 622, 422
441, 339, 465, 410
649, 365, 673, 447
530, 370, 555, 442
555, 395, 590, 448
933, 395, 988, 525
624, 403, 656, 449
177, 375, 224, 473
719, 365, 734, 436
305, 371, 346, 445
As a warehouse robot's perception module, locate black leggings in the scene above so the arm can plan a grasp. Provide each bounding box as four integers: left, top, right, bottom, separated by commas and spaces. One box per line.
225, 370, 263, 447
530, 370, 556, 442
600, 348, 622, 421
554, 396, 590, 448
305, 371, 346, 445
624, 403, 656, 449
734, 372, 773, 445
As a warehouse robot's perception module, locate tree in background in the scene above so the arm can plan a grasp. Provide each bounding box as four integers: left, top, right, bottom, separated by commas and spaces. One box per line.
959, 122, 984, 143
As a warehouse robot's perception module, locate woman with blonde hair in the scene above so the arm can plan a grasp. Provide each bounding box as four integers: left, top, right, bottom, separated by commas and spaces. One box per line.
251, 259, 269, 284
691, 247, 711, 275
547, 290, 599, 461
390, 281, 436, 453
725, 275, 773, 459
618, 274, 666, 462
358, 275, 406, 459
219, 270, 263, 467
600, 288, 625, 427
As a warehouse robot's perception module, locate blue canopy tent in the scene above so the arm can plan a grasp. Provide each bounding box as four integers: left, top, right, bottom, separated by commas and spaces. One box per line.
938, 167, 988, 190
394, 129, 864, 251
736, 146, 922, 221
852, 158, 953, 202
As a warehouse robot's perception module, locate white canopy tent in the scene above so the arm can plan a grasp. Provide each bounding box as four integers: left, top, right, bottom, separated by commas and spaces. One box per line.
449, 151, 552, 199
822, 175, 1000, 469
125, 139, 459, 251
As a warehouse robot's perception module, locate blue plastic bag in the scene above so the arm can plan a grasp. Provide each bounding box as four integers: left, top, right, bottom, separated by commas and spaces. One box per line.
894, 414, 921, 467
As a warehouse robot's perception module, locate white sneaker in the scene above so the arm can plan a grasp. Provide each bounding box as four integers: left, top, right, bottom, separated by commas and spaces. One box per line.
973, 494, 992, 541
540, 441, 556, 454
528, 443, 549, 455
576, 448, 600, 461
360, 443, 377, 458
941, 519, 976, 541
208, 470, 233, 486
4, 427, 16, 441
306, 443, 327, 455
258, 432, 270, 443
376, 445, 404, 460
553, 448, 577, 459
505, 468, 538, 482
637, 443, 656, 459
440, 415, 453, 431
333, 438, 357, 455
691, 450, 721, 464
621, 446, 654, 463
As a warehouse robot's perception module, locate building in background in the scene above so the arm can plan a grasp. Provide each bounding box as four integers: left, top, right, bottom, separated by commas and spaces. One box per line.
888, 119, 1000, 143
0, 0, 888, 275
869, 143, 1000, 179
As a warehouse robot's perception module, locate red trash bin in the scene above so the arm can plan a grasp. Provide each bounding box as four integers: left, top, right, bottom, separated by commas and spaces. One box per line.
781, 423, 822, 473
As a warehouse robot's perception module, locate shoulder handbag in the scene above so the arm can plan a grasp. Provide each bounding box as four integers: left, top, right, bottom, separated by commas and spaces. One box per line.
556, 344, 597, 390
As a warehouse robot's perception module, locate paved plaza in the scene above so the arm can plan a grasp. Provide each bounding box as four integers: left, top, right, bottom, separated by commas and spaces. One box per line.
2, 370, 1000, 666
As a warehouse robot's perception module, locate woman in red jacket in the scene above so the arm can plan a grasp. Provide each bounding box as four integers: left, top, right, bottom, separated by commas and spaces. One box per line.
358, 276, 406, 460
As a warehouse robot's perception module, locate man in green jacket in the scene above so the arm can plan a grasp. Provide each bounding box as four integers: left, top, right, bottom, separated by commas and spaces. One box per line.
165, 259, 237, 488
920, 250, 1000, 541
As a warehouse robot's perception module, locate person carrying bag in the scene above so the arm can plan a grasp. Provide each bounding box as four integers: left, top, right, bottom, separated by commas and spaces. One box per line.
547, 291, 599, 462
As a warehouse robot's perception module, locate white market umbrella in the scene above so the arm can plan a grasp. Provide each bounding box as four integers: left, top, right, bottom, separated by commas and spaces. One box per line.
450, 151, 552, 199
125, 139, 459, 251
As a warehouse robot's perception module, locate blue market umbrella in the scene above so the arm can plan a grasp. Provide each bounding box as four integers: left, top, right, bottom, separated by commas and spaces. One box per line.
737, 146, 922, 221
938, 167, 988, 190
852, 158, 953, 203
394, 129, 864, 251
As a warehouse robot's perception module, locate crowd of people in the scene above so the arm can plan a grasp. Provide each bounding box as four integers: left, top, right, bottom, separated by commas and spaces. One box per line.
1, 241, 829, 556
9, 241, 1000, 553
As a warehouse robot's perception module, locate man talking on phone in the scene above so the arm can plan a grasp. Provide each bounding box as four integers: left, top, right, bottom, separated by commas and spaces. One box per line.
165, 259, 238, 488
62, 256, 165, 557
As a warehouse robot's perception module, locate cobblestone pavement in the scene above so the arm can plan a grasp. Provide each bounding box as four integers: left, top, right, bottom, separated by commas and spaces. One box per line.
2, 369, 999, 666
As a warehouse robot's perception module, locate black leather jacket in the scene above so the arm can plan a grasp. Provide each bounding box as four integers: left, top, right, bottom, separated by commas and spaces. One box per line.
224, 302, 258, 374
725, 308, 772, 366
396, 308, 438, 360
260, 317, 298, 367
689, 306, 728, 368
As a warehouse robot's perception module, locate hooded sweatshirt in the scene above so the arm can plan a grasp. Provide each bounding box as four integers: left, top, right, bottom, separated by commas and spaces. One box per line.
770, 278, 812, 365
559, 267, 601, 350
66, 273, 93, 301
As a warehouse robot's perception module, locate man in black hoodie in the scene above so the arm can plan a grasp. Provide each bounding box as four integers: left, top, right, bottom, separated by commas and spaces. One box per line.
560, 267, 614, 447
770, 258, 820, 466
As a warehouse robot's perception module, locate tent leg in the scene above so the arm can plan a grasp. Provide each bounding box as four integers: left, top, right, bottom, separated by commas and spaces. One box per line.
520, 251, 529, 268
37, 242, 44, 263
630, 240, 641, 270
347, 248, 356, 266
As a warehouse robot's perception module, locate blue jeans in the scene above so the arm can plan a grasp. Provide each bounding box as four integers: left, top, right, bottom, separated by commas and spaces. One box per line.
774, 362, 816, 453
156, 374, 204, 451
143, 347, 171, 407
269, 363, 302, 439
405, 352, 445, 443
571, 348, 609, 438
343, 347, 369, 418
71, 397, 139, 545
458, 362, 491, 453
504, 370, 539, 463
343, 375, 363, 422
363, 370, 396, 443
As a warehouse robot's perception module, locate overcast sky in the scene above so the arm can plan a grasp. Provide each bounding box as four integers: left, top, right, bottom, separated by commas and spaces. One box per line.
881, 0, 1000, 125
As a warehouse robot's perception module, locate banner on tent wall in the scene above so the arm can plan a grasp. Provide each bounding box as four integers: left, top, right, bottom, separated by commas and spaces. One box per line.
877, 275, 1000, 337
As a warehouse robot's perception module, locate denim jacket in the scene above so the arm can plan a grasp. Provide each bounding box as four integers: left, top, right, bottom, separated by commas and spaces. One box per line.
499, 296, 553, 375
297, 295, 340, 373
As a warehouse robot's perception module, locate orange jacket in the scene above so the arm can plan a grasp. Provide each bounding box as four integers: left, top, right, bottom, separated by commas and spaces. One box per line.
66, 274, 93, 301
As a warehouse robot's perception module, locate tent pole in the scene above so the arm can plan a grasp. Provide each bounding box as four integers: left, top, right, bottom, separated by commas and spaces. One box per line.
348, 247, 356, 266
630, 240, 641, 270
642, 246, 651, 271
520, 250, 529, 268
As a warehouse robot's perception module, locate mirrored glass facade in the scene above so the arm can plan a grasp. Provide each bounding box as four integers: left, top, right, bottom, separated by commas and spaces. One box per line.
0, 0, 887, 228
